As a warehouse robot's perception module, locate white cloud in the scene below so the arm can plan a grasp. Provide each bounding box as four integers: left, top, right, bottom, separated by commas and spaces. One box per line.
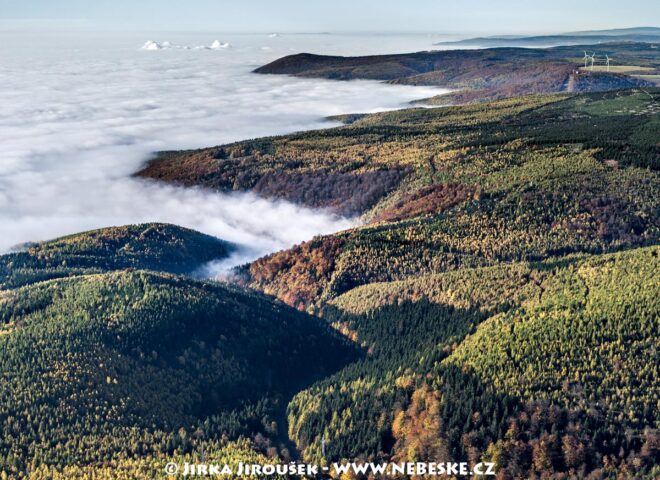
0, 33, 447, 268
141, 39, 232, 50
141, 40, 162, 50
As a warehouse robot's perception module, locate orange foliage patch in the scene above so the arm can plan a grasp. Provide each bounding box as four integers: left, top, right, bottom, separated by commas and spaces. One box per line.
374, 183, 475, 223
246, 236, 346, 309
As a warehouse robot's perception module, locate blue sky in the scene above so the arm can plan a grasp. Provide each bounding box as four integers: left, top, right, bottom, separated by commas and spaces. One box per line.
0, 0, 658, 34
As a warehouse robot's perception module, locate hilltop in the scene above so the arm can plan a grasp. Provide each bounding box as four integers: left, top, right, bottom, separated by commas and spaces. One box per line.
254, 43, 659, 103
135, 88, 660, 476
0, 223, 234, 290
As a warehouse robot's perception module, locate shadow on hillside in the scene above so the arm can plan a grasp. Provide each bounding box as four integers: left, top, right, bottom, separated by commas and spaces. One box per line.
284, 298, 503, 462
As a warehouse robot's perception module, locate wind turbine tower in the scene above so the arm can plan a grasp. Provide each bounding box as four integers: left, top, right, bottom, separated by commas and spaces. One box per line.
605, 54, 611, 72
589, 52, 596, 71
583, 51, 589, 68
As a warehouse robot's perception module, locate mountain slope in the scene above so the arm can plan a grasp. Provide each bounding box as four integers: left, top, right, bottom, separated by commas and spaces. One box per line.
0, 224, 358, 477
0, 270, 358, 477
286, 246, 659, 477
3, 81, 659, 479
235, 90, 659, 308
137, 89, 660, 222
214, 89, 659, 477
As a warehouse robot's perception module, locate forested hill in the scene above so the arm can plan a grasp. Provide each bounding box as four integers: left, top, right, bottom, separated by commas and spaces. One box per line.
0, 224, 358, 477
3, 90, 659, 476
286, 246, 659, 477
229, 89, 658, 477
254, 42, 659, 103
237, 90, 659, 308
0, 223, 233, 289
139, 89, 659, 218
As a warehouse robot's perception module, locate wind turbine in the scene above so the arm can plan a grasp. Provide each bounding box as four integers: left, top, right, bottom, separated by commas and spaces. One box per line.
605, 54, 611, 72
583, 51, 589, 68
589, 52, 596, 71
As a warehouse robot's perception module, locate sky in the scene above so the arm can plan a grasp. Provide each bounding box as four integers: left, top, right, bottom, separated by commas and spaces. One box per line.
0, 0, 658, 35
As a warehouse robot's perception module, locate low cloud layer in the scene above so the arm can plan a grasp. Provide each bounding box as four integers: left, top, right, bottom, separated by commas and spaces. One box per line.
0, 32, 446, 266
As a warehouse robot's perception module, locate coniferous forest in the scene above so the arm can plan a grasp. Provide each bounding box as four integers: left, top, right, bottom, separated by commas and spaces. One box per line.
2, 82, 659, 478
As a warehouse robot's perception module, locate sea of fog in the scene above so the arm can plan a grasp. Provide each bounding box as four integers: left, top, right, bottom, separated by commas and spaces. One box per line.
0, 32, 453, 270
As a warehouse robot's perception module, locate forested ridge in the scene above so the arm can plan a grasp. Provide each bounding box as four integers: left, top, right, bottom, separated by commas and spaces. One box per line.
234, 90, 659, 478
254, 42, 659, 103
2, 89, 659, 478
237, 90, 659, 311
138, 89, 659, 217
286, 247, 659, 478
